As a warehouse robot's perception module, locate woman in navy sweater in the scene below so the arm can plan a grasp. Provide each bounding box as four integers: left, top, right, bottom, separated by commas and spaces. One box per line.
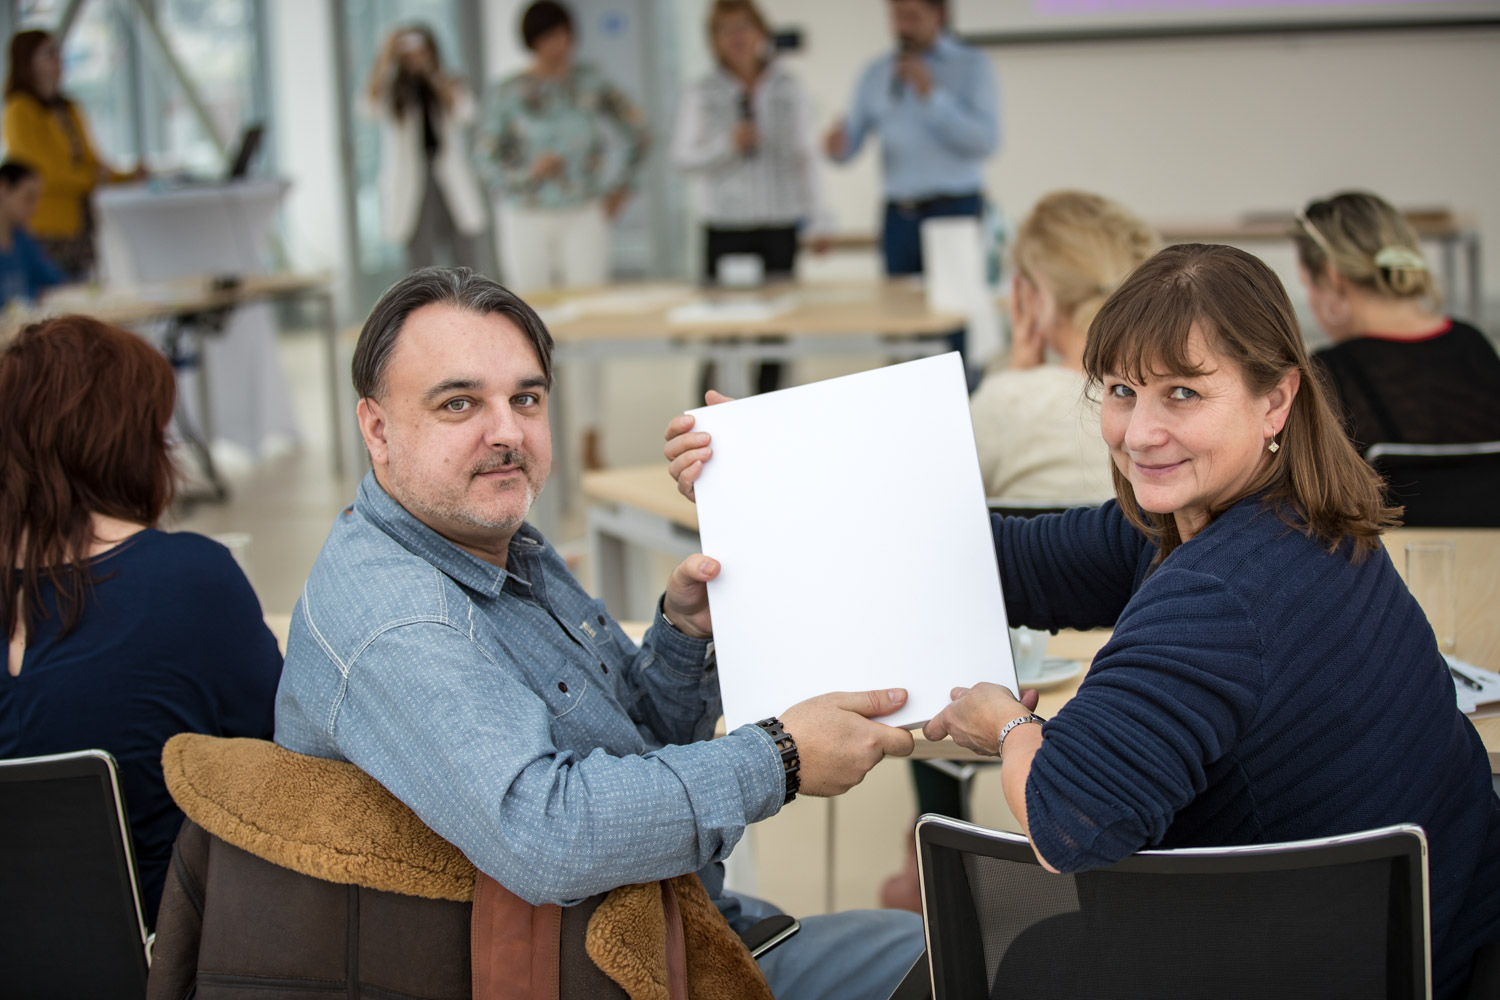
1, 316, 283, 926
921, 244, 1500, 997
665, 242, 1500, 994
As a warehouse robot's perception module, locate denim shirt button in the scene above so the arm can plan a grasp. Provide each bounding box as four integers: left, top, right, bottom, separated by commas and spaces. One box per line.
596, 614, 606, 626
599, 662, 609, 674
558, 681, 569, 694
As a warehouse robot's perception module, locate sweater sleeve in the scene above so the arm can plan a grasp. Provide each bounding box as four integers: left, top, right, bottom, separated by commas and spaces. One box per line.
992, 501, 1152, 632
1024, 567, 1265, 872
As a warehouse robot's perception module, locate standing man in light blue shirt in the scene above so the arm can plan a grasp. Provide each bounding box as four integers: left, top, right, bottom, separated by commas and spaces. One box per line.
825, 0, 1000, 277
274, 266, 924, 999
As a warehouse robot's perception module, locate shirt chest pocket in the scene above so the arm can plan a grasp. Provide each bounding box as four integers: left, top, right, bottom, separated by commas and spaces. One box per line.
544, 671, 591, 719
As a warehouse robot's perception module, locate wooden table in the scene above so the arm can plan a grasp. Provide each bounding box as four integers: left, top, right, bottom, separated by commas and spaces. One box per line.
816, 210, 1484, 327
525, 281, 965, 535
4, 272, 345, 481
581, 466, 701, 622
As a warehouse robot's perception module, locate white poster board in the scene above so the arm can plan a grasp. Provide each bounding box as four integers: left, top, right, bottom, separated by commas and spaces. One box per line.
688, 353, 1017, 732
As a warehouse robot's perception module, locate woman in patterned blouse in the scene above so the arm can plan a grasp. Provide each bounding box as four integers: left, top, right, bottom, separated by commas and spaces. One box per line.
476, 0, 649, 469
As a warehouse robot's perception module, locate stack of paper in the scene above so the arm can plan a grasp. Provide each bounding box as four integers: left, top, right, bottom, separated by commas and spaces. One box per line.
688, 352, 1017, 731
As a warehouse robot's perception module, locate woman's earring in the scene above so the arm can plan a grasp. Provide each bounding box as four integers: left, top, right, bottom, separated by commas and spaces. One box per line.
1268, 433, 1281, 454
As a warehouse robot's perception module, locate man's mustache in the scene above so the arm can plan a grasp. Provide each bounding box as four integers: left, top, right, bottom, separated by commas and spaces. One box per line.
472, 450, 527, 476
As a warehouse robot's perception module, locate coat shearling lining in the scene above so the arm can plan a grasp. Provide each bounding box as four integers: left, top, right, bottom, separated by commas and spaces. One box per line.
161, 733, 475, 901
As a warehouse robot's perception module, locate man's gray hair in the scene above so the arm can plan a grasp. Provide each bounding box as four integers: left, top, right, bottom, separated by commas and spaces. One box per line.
351, 266, 554, 401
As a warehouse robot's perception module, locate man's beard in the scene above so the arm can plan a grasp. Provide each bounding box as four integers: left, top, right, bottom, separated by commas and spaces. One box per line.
389, 448, 542, 533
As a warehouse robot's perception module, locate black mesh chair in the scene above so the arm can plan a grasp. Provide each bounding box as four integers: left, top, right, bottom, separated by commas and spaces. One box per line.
0, 750, 151, 998
904, 815, 1429, 1000
1366, 441, 1500, 528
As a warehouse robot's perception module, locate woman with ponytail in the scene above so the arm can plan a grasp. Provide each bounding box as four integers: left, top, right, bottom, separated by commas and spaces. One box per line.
1294, 190, 1500, 452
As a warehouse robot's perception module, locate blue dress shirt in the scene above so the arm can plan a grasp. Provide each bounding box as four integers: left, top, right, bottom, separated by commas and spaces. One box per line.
834, 33, 1001, 202
274, 474, 786, 909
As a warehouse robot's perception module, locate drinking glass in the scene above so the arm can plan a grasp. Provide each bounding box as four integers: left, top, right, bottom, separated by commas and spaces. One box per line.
1406, 541, 1457, 654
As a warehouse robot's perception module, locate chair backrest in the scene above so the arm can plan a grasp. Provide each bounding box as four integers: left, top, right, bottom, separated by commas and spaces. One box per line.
0, 750, 150, 998
986, 498, 1107, 520
1366, 441, 1500, 528
916, 815, 1430, 1000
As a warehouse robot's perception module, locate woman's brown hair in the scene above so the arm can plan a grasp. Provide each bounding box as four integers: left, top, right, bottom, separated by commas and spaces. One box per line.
1, 316, 178, 642
5, 30, 60, 102
1082, 243, 1399, 560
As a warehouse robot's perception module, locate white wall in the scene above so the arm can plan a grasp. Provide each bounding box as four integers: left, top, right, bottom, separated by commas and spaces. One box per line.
481, 0, 532, 82
266, 0, 348, 313
751, 6, 1500, 324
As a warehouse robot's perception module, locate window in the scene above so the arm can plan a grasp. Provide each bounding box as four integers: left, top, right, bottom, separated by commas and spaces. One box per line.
17, 0, 267, 175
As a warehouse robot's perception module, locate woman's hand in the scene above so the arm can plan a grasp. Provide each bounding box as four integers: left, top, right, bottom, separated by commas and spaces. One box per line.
1007, 274, 1047, 371
923, 683, 1041, 756
662, 390, 735, 501
603, 188, 631, 221
732, 120, 757, 154
529, 152, 565, 182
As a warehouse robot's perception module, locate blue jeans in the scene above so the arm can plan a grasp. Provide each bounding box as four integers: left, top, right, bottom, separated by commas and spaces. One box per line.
732, 890, 925, 1000
881, 192, 983, 377
880, 193, 984, 277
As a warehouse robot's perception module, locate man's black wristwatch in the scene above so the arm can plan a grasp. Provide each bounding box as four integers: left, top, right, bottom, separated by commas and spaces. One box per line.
755, 717, 801, 805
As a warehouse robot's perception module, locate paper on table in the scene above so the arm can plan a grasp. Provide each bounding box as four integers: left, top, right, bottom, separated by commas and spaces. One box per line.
688, 352, 1016, 732
1448, 656, 1500, 716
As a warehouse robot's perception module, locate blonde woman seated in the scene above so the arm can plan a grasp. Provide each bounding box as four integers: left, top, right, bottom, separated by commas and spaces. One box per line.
970, 191, 1156, 501
1294, 190, 1500, 452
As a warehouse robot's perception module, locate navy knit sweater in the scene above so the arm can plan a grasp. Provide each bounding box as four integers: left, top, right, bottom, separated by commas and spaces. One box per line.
995, 498, 1500, 997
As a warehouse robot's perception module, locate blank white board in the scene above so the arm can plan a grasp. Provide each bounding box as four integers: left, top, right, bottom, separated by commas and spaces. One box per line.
688, 353, 1017, 732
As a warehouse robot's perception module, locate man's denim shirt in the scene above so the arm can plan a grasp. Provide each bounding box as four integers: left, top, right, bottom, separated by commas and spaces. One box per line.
275, 473, 784, 907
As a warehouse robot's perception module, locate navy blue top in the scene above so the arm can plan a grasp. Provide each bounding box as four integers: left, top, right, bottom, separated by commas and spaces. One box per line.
0, 226, 64, 306
2, 529, 282, 925
996, 498, 1500, 997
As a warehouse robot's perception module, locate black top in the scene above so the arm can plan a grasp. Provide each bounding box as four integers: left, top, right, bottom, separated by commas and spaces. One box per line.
1, 530, 283, 925
1312, 319, 1500, 453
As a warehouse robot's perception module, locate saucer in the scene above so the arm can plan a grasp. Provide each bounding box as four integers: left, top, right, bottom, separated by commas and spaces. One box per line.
1017, 658, 1084, 691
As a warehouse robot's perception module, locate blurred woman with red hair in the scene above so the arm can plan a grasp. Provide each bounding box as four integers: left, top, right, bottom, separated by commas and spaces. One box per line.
0, 316, 281, 926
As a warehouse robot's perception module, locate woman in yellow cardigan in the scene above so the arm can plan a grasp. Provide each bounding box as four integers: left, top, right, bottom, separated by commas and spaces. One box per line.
3, 30, 143, 279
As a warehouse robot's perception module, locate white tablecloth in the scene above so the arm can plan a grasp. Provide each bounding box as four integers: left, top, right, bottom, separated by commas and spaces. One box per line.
95, 180, 298, 458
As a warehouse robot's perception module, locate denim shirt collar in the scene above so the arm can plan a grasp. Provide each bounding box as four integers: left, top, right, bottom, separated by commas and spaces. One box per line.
354, 471, 544, 598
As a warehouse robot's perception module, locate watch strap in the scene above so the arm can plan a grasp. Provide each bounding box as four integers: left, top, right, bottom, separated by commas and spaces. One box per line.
754, 717, 800, 805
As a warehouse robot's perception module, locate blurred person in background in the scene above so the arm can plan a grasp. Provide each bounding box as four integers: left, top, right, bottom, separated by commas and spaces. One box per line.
672, 0, 830, 395
1293, 190, 1500, 453
1, 317, 283, 926
477, 0, 649, 469
0, 160, 64, 308
970, 191, 1157, 501
2, 29, 145, 280
824, 0, 998, 279
365, 24, 487, 271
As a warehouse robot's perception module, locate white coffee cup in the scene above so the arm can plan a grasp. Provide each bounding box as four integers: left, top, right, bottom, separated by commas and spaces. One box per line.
1009, 626, 1049, 686
717, 253, 765, 288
